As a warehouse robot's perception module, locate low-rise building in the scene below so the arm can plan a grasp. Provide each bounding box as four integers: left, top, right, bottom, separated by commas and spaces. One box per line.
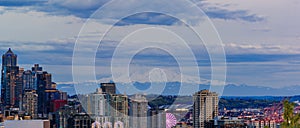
4, 120, 50, 128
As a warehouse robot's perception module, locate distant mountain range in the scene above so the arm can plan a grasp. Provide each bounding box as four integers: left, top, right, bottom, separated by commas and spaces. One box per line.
57, 82, 300, 96
223, 84, 300, 96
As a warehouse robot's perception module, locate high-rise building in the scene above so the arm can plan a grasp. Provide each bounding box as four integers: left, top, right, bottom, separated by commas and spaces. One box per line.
193, 90, 218, 128
130, 94, 148, 128
40, 89, 61, 117
88, 88, 107, 116
110, 94, 129, 128
100, 83, 116, 95
1, 48, 22, 109
87, 88, 111, 125
22, 90, 38, 119
35, 70, 56, 118
22, 70, 34, 90
31, 64, 42, 90
149, 108, 166, 128
16, 68, 23, 110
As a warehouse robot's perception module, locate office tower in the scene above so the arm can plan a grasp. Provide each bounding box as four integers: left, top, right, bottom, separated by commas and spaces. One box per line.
31, 64, 43, 90
111, 94, 129, 116
42, 73, 52, 89
130, 94, 148, 128
36, 71, 48, 117
193, 90, 218, 128
23, 70, 34, 90
41, 89, 61, 116
35, 70, 56, 117
31, 64, 41, 90
1, 48, 22, 109
22, 90, 38, 119
88, 88, 107, 116
110, 94, 129, 128
87, 88, 112, 125
101, 83, 116, 94
16, 68, 23, 110
149, 108, 166, 128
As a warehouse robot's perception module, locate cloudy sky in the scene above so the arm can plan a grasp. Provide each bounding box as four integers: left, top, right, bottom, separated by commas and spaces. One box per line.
0, 0, 300, 89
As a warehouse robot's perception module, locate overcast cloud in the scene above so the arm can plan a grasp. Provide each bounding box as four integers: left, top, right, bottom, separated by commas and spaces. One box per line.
0, 0, 299, 88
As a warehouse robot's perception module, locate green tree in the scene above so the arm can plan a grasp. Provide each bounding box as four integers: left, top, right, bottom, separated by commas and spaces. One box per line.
281, 100, 300, 128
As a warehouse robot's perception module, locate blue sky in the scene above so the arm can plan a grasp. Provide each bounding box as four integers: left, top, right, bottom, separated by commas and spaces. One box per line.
0, 0, 300, 89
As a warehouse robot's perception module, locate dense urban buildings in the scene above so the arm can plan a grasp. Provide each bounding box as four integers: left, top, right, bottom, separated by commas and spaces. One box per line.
0, 49, 290, 128
0, 49, 68, 123
82, 85, 129, 128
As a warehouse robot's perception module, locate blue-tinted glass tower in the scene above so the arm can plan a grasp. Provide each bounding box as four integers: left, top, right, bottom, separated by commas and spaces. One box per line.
1, 48, 22, 109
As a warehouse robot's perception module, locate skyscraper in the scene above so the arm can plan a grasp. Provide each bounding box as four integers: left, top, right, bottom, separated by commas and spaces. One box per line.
87, 88, 106, 116
31, 64, 43, 90
22, 90, 38, 119
87, 88, 111, 125
16, 68, 23, 110
39, 89, 60, 117
1, 48, 22, 109
149, 108, 166, 128
110, 94, 129, 128
193, 90, 218, 128
100, 83, 116, 95
22, 70, 34, 90
35, 70, 55, 117
130, 94, 148, 128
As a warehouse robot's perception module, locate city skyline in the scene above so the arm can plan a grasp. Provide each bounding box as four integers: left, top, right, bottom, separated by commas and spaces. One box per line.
0, 0, 299, 90
1, 48, 300, 96
0, 48, 296, 127
0, 48, 68, 118
0, 0, 299, 128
